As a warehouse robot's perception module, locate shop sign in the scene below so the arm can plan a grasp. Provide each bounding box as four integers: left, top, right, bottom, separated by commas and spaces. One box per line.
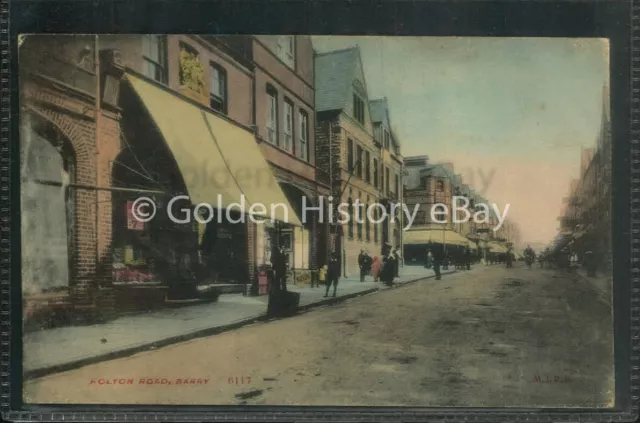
127, 201, 144, 231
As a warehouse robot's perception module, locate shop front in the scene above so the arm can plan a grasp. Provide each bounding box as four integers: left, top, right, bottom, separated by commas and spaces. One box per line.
117, 72, 300, 307
255, 182, 314, 287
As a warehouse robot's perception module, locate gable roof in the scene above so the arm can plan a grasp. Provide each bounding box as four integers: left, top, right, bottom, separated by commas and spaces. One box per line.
369, 97, 401, 153
315, 47, 361, 112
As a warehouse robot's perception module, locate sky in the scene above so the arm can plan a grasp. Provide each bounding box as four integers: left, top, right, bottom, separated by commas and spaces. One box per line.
312, 36, 609, 245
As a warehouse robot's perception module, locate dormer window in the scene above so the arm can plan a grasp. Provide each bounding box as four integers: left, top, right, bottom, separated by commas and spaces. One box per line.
353, 93, 365, 125
276, 36, 295, 69
383, 129, 390, 150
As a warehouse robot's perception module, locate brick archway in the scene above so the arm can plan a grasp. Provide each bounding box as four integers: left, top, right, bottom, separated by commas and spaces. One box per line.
23, 105, 101, 304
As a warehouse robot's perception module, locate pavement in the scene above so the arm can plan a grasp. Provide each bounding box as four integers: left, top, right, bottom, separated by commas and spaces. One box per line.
575, 268, 612, 305
23, 265, 451, 379
23, 263, 614, 407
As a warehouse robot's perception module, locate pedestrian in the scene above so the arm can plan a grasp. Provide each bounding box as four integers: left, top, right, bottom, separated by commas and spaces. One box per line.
272, 247, 288, 292
393, 247, 402, 278
382, 247, 397, 286
432, 244, 444, 280
358, 250, 367, 282
318, 263, 327, 288
325, 252, 340, 297
371, 255, 381, 282
425, 249, 433, 269
465, 247, 471, 270
364, 251, 373, 278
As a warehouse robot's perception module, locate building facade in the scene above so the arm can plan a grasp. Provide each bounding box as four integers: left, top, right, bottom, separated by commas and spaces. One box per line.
20, 34, 321, 326
556, 87, 611, 271
370, 98, 404, 248
249, 35, 330, 284
315, 47, 396, 276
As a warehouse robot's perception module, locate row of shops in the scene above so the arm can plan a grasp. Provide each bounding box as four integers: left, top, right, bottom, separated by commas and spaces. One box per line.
21, 49, 328, 325
402, 225, 514, 265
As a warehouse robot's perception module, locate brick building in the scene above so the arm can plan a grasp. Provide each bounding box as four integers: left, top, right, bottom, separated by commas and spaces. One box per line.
369, 98, 404, 248
20, 35, 122, 324
19, 34, 319, 325
314, 47, 398, 276
247, 35, 330, 284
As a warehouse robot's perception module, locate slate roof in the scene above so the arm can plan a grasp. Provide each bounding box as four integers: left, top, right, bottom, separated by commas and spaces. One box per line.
315, 47, 361, 112
419, 164, 453, 179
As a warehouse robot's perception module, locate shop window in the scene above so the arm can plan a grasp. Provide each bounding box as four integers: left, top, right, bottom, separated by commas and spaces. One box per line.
283, 98, 294, 153
298, 109, 309, 161
142, 35, 167, 84
267, 85, 278, 145
209, 62, 227, 114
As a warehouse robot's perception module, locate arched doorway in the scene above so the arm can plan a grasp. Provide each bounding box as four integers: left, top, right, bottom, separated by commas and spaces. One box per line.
21, 111, 76, 296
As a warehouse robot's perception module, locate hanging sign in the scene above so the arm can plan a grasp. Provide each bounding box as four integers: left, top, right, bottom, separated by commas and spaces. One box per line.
126, 201, 145, 231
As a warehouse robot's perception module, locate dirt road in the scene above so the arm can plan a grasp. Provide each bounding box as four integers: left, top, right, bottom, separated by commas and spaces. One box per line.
24, 263, 614, 407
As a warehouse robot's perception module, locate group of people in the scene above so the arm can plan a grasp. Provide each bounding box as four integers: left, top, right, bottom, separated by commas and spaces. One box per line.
357, 245, 401, 286
315, 244, 403, 298
424, 245, 472, 280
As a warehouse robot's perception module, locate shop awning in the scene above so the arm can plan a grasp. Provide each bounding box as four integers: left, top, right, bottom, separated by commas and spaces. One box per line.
126, 73, 301, 226
487, 242, 509, 253
403, 228, 471, 247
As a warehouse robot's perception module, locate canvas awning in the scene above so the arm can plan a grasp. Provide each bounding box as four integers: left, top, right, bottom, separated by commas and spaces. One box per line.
487, 242, 508, 253
126, 73, 301, 226
403, 228, 471, 247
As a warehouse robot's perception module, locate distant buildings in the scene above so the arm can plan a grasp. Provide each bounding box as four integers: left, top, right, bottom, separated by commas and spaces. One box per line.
402, 156, 519, 263
555, 86, 611, 271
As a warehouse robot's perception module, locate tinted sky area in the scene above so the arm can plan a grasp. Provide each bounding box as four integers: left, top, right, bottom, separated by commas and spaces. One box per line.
312, 36, 609, 245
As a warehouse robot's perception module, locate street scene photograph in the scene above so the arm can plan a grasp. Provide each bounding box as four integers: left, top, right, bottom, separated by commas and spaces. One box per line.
20, 35, 613, 407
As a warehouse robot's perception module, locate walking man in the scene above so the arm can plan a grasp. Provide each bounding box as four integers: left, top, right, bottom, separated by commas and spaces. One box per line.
432, 244, 444, 280
358, 250, 367, 282
325, 252, 340, 297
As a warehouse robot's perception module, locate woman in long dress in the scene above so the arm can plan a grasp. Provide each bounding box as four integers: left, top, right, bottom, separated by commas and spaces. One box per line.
371, 256, 382, 282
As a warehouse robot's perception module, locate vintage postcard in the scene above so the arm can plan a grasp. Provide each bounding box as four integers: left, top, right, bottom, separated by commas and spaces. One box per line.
19, 35, 613, 407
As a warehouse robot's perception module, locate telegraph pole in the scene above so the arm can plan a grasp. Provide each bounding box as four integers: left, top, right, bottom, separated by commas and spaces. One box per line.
334, 154, 364, 277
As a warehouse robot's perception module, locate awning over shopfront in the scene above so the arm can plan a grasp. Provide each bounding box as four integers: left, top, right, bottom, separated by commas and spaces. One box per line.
126, 73, 301, 226
403, 227, 471, 247
487, 242, 508, 253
